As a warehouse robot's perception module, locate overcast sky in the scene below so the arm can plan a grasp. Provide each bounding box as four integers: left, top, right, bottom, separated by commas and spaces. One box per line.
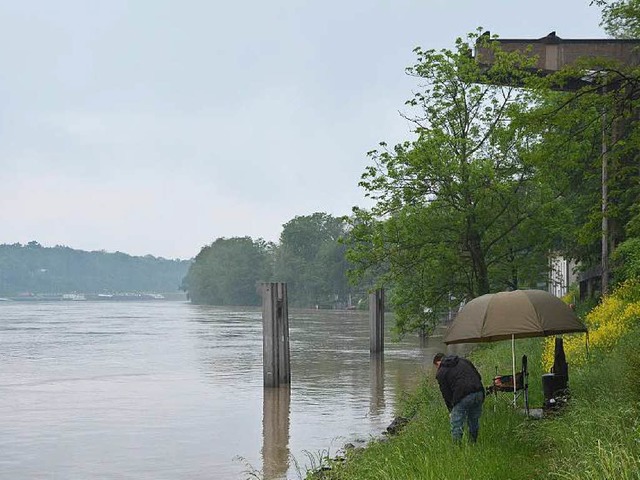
0, 1, 605, 259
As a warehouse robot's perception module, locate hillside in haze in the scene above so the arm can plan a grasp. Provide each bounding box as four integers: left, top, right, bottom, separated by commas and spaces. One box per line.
0, 242, 190, 296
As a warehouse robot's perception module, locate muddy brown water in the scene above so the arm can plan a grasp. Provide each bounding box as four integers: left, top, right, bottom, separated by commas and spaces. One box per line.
0, 302, 449, 479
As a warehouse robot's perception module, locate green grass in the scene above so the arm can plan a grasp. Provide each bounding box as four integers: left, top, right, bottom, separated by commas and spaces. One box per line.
308, 329, 640, 480
538, 329, 640, 480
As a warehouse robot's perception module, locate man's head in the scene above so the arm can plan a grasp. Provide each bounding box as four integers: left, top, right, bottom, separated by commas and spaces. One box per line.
433, 352, 445, 368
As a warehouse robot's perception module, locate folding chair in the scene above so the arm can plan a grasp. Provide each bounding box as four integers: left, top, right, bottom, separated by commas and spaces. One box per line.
486, 354, 529, 415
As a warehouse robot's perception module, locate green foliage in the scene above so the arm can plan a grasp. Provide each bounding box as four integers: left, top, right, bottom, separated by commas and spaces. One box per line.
396, 375, 438, 419
183, 237, 272, 306
347, 32, 566, 336
513, 86, 605, 269
183, 213, 360, 308
612, 237, 640, 283
596, 0, 640, 38
525, 20, 640, 276
0, 242, 189, 295
274, 213, 356, 308
348, 22, 640, 332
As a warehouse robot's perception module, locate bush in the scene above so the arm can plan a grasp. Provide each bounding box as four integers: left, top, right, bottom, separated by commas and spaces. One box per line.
612, 237, 640, 284
542, 279, 640, 370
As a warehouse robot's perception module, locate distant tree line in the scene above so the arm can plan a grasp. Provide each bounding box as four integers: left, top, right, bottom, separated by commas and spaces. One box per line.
0, 241, 190, 295
182, 213, 364, 308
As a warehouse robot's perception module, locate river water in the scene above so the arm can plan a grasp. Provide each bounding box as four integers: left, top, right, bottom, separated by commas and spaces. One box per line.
0, 301, 446, 479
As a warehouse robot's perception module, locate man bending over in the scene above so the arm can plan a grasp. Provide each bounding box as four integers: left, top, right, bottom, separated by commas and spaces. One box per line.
433, 353, 485, 443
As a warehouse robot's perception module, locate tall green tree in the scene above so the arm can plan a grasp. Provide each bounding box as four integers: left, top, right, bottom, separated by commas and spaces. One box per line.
183, 237, 272, 305
347, 33, 569, 335
274, 213, 352, 308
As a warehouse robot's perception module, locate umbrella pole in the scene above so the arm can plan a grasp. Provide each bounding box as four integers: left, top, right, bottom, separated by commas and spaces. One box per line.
512, 334, 517, 408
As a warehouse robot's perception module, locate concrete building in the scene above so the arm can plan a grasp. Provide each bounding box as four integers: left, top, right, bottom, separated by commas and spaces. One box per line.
475, 31, 640, 76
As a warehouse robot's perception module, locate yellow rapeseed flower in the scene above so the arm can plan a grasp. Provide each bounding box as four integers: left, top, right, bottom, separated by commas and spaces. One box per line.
542, 280, 640, 370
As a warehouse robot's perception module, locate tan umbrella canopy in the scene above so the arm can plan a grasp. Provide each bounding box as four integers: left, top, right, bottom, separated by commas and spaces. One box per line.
443, 289, 588, 405
444, 289, 587, 345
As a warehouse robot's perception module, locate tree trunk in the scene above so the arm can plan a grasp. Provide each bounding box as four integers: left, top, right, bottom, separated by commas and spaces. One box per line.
466, 228, 490, 296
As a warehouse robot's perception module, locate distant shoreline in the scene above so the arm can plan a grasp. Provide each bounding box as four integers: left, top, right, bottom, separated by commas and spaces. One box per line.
0, 292, 188, 302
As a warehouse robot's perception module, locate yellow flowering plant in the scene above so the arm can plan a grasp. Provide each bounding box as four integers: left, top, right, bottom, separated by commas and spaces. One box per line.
542, 279, 640, 370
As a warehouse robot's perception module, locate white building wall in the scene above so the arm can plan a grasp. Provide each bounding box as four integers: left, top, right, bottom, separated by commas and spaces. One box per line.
549, 256, 578, 298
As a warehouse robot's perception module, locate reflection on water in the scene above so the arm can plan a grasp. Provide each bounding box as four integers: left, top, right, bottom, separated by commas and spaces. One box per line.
0, 302, 447, 479
262, 386, 291, 480
369, 353, 385, 416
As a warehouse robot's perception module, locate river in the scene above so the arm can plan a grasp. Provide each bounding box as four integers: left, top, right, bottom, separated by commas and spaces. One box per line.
0, 301, 446, 479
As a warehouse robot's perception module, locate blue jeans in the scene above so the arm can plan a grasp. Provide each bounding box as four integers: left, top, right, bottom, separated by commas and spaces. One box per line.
450, 391, 484, 442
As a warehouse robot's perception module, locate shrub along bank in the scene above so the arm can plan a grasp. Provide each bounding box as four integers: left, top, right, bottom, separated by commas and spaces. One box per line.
309, 284, 640, 480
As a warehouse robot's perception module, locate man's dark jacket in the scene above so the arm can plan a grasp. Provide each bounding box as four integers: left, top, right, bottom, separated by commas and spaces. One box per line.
436, 355, 484, 411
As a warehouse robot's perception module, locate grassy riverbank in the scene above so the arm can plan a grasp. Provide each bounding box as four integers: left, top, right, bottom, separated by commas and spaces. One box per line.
310, 290, 640, 479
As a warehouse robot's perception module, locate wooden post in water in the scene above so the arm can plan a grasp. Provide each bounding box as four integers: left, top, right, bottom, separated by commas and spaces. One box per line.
369, 288, 384, 353
262, 283, 291, 388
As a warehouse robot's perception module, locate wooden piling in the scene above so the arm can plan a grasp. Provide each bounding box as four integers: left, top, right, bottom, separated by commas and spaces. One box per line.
262, 282, 291, 387
369, 288, 384, 353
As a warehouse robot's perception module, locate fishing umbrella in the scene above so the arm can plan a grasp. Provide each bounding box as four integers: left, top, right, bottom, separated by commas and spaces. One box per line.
443, 289, 587, 403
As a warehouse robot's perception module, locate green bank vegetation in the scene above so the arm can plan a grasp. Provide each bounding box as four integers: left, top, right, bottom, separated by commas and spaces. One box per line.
308, 281, 640, 480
